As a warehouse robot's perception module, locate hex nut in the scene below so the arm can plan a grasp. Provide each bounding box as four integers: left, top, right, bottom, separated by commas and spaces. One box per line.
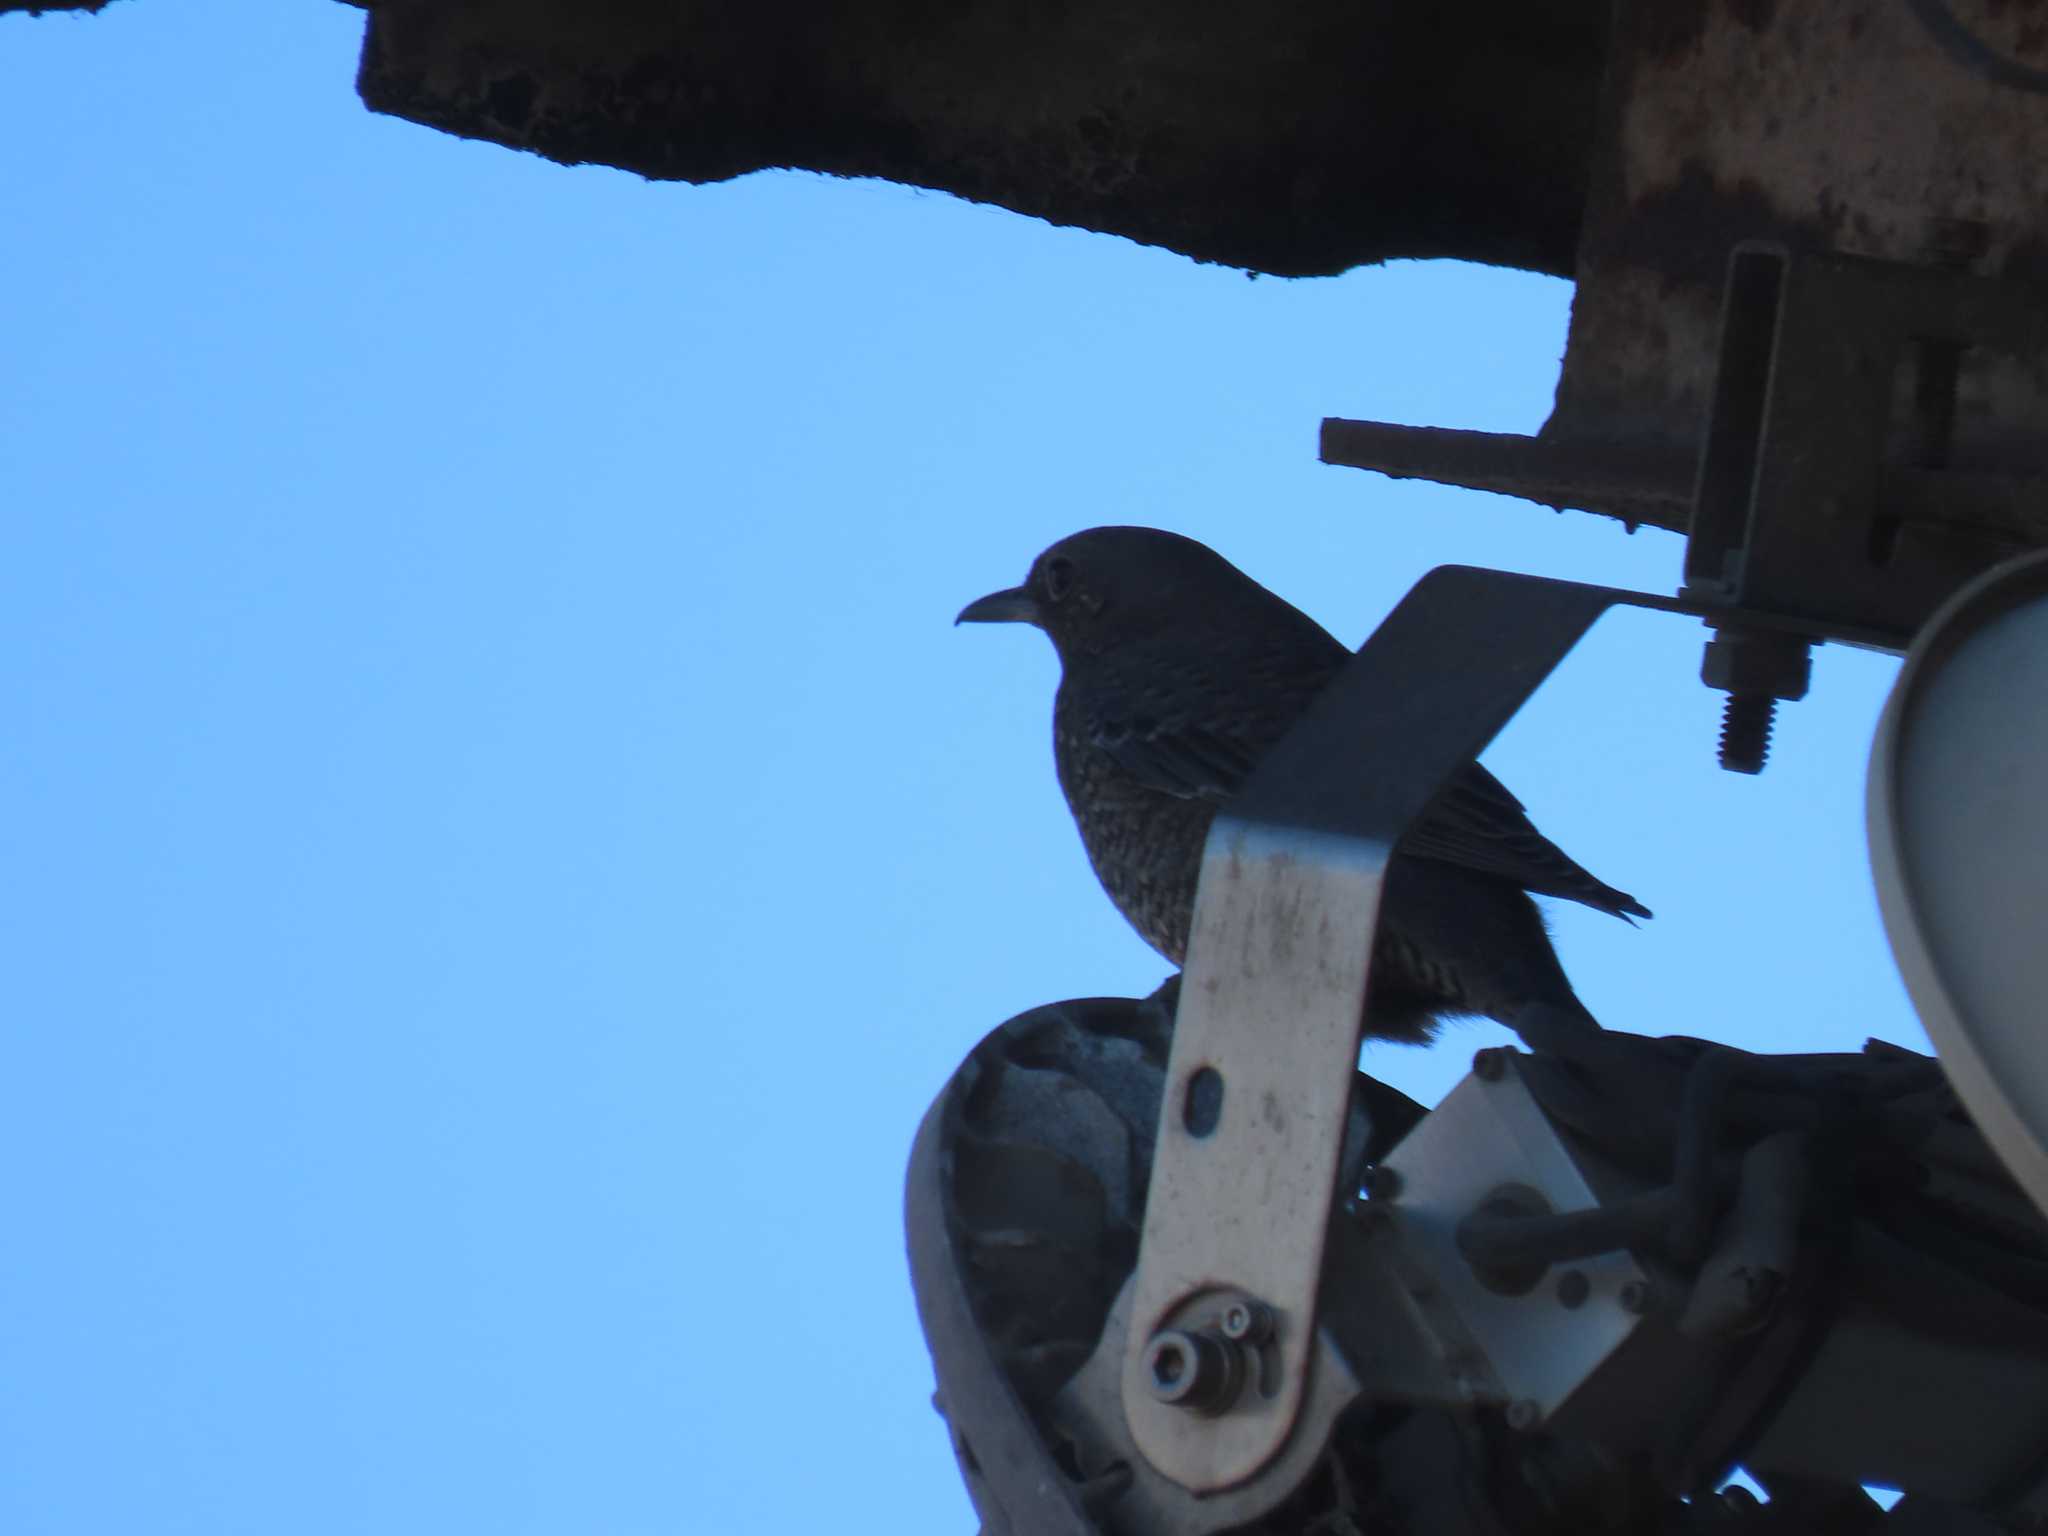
1143, 1328, 1244, 1414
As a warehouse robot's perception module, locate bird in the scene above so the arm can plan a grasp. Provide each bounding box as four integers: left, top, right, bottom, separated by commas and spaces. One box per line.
956, 526, 1648, 1043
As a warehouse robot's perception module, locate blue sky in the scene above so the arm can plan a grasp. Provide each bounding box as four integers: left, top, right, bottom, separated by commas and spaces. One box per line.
1, 4, 1926, 1532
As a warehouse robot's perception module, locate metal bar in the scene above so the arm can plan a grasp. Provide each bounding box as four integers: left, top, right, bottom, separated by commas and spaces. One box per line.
1318, 419, 1693, 533
1120, 566, 1696, 1491
1456, 1190, 1678, 1272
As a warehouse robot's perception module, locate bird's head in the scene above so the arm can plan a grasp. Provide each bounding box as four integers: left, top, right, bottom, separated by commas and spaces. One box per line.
955, 526, 1249, 660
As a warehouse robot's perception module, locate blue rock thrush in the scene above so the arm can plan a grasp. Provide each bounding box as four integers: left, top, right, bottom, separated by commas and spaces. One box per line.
957, 526, 1647, 1042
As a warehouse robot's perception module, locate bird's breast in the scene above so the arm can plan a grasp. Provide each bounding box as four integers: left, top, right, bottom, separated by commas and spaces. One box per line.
1050, 715, 1216, 964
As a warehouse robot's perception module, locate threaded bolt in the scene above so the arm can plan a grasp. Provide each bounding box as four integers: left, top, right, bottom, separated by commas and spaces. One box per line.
1700, 625, 1808, 775
1718, 694, 1776, 774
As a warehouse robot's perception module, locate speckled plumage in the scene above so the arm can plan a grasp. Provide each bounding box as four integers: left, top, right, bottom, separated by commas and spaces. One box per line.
959, 527, 1649, 1042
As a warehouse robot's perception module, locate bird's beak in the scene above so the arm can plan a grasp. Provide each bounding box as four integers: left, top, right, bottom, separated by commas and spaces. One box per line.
955, 585, 1042, 627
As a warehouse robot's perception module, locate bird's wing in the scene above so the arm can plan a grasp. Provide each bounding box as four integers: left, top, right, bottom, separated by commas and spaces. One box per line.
1086, 708, 1259, 801
1402, 763, 1652, 921
1083, 680, 1650, 922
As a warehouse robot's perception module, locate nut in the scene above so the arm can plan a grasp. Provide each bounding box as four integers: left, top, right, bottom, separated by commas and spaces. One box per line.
1143, 1328, 1245, 1415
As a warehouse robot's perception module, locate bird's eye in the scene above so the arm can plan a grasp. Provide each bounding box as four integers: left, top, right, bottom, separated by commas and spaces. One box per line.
1043, 557, 1076, 603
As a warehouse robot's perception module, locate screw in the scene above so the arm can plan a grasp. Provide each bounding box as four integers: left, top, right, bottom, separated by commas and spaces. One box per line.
1718, 694, 1776, 774
1506, 1399, 1543, 1432
1619, 1279, 1650, 1315
1554, 1269, 1590, 1310
1220, 1298, 1274, 1344
1361, 1164, 1403, 1202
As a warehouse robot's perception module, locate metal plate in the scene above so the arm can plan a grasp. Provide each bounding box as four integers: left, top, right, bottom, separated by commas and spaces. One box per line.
1120, 568, 1692, 1491
1120, 820, 1386, 1489
1380, 1054, 1646, 1422
1870, 549, 2048, 1221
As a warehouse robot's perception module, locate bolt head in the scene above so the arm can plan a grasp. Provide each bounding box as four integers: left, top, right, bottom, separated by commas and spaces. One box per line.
1506, 1399, 1542, 1432
1219, 1298, 1273, 1344
1142, 1328, 1244, 1415
1619, 1279, 1650, 1315
1146, 1333, 1193, 1395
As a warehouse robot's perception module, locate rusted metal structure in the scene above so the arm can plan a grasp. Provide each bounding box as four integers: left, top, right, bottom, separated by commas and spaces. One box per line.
348, 6, 2048, 529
